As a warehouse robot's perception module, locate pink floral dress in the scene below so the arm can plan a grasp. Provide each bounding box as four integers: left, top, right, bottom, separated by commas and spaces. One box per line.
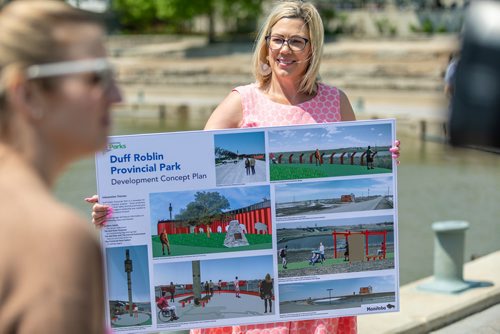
191, 82, 356, 334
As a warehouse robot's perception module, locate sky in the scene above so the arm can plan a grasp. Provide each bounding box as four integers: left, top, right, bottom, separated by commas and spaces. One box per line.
149, 185, 270, 231
153, 255, 274, 285
106, 245, 151, 301
275, 176, 393, 203
214, 131, 266, 155
268, 123, 393, 152
279, 275, 395, 302
278, 215, 394, 229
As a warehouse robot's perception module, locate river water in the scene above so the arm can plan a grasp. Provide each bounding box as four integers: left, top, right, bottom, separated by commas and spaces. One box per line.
54, 115, 500, 285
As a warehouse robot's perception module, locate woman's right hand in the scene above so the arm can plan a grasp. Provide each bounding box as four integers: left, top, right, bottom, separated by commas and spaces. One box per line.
84, 195, 112, 228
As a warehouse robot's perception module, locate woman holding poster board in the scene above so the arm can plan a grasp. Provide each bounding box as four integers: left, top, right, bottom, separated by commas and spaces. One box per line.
0, 1, 121, 332
87, 1, 400, 333
200, 2, 368, 334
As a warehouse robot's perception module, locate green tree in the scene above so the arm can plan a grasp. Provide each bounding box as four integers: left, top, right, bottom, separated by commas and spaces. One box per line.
112, 0, 157, 32
113, 0, 263, 40
175, 191, 230, 225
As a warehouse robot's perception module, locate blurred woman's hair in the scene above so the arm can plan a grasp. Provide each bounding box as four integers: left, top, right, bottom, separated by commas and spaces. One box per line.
0, 1, 102, 132
252, 1, 324, 95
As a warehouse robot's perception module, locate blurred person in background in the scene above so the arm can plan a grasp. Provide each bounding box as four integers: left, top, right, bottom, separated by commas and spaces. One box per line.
0, 1, 120, 333
444, 51, 460, 100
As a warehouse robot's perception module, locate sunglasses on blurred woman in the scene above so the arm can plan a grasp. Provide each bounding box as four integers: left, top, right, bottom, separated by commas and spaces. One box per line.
26, 58, 115, 91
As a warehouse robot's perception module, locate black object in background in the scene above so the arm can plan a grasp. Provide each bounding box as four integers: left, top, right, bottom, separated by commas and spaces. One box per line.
450, 1, 500, 152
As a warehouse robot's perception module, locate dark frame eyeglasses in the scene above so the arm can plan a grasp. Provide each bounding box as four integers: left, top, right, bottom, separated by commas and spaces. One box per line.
265, 35, 309, 51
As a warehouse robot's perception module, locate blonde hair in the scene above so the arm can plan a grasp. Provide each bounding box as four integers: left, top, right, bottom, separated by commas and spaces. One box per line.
252, 1, 324, 95
0, 1, 102, 133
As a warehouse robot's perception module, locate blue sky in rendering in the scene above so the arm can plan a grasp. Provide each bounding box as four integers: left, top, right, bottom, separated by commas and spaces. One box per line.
279, 275, 395, 302
278, 215, 393, 229
214, 131, 266, 155
106, 245, 150, 301
275, 176, 393, 203
268, 123, 392, 152
149, 185, 270, 232
154, 255, 274, 285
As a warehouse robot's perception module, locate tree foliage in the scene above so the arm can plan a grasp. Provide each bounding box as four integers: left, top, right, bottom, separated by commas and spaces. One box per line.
175, 191, 230, 225
111, 0, 263, 37
112, 0, 157, 32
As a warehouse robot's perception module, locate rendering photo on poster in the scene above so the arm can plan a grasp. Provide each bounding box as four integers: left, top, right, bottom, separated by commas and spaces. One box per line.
149, 185, 272, 258
274, 176, 394, 219
214, 131, 267, 186
268, 123, 393, 181
276, 215, 395, 278
106, 245, 152, 329
153, 255, 275, 327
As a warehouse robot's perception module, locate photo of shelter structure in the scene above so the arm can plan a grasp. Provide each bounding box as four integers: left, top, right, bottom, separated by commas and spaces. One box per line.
214, 131, 266, 186
150, 186, 272, 258
279, 275, 396, 315
154, 255, 275, 326
275, 176, 394, 218
277, 216, 395, 278
268, 123, 393, 181
106, 246, 152, 328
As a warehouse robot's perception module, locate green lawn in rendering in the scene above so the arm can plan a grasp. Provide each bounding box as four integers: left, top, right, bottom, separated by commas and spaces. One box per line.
152, 233, 272, 257
270, 163, 391, 181
277, 252, 395, 271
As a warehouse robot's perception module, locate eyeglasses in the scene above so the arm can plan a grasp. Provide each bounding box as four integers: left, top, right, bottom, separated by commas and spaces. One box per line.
265, 35, 309, 51
26, 58, 115, 91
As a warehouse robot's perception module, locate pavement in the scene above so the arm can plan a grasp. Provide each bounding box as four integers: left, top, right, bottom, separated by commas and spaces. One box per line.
358, 250, 500, 334
430, 303, 500, 334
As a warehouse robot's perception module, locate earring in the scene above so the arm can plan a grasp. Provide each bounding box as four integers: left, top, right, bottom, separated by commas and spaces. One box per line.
260, 63, 271, 76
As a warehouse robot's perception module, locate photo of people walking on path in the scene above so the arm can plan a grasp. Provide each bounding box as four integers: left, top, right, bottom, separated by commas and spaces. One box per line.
268, 123, 393, 181
277, 216, 395, 278
106, 245, 152, 328
275, 176, 394, 219
214, 131, 267, 186
154, 255, 275, 325
150, 186, 272, 258
279, 275, 396, 315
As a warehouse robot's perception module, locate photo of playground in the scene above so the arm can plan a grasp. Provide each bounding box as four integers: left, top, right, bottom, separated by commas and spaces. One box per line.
150, 185, 272, 258
277, 216, 395, 278
106, 245, 152, 328
154, 255, 275, 325
214, 131, 266, 186
279, 275, 396, 315
268, 123, 393, 181
275, 176, 394, 218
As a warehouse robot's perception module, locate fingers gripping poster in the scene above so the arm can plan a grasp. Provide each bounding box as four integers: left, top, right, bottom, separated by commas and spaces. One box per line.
95, 119, 399, 333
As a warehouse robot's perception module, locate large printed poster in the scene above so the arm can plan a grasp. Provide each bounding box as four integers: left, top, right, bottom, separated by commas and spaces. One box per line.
95, 119, 399, 333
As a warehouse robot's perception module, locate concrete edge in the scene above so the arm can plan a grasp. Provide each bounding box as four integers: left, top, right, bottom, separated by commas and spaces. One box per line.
358, 250, 500, 334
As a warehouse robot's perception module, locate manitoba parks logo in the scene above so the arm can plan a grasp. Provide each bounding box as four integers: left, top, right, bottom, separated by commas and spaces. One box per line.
107, 142, 127, 152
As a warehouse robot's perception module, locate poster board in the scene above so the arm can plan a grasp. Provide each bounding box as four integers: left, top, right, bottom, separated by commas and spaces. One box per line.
95, 119, 399, 333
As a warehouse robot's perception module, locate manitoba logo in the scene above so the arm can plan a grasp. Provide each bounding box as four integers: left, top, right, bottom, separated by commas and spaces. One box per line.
107, 142, 127, 151
366, 305, 387, 311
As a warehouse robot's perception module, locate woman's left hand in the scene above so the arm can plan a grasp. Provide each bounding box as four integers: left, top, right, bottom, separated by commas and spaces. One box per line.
390, 140, 400, 165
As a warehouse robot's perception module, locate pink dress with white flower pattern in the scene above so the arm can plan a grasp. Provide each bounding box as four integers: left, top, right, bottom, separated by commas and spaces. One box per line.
190, 82, 356, 334
237, 82, 342, 128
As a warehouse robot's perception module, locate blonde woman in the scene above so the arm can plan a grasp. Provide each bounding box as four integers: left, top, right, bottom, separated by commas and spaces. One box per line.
196, 1, 399, 333
0, 1, 120, 332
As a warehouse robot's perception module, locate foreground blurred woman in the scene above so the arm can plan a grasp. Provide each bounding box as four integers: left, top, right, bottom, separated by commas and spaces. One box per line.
0, 1, 120, 332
